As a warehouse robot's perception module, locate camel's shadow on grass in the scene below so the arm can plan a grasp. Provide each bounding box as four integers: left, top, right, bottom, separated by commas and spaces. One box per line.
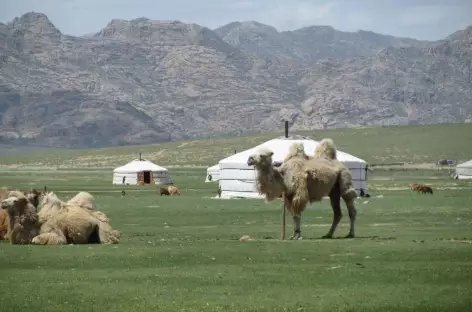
260, 235, 396, 241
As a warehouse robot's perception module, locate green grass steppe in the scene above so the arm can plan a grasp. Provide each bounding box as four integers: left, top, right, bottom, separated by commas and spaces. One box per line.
0, 123, 471, 168
0, 123, 472, 312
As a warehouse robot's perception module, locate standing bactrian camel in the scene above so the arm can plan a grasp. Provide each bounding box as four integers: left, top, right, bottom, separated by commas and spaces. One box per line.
247, 138, 358, 240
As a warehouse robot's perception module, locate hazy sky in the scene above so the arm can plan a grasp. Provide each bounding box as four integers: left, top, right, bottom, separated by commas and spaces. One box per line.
1, 0, 471, 40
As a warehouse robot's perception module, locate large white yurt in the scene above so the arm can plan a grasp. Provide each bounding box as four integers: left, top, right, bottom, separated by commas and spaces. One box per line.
205, 164, 220, 182
454, 160, 472, 179
112, 158, 171, 185
218, 135, 367, 199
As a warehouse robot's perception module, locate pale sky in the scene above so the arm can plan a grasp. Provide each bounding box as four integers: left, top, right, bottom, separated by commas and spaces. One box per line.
1, 0, 471, 40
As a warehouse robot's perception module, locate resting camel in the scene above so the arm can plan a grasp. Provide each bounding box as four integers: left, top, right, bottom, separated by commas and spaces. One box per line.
247, 139, 358, 240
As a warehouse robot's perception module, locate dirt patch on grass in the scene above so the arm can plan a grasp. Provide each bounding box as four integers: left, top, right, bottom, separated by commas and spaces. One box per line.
371, 223, 397, 227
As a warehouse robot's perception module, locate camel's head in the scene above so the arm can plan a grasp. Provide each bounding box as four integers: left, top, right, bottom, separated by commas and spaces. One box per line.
247, 148, 274, 169
1, 191, 29, 214
23, 188, 44, 209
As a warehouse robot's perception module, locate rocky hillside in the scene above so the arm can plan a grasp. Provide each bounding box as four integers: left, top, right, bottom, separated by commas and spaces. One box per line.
214, 21, 429, 62
0, 12, 471, 148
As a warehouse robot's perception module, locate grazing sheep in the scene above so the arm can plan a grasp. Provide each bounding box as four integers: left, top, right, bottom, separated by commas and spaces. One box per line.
410, 184, 433, 194
167, 185, 181, 195
1, 190, 40, 244
410, 184, 422, 192
160, 186, 181, 196
247, 138, 358, 240
160, 187, 170, 196
417, 185, 433, 194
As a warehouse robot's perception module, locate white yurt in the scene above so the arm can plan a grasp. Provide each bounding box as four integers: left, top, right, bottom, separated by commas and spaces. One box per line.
205, 164, 220, 182
217, 135, 367, 199
454, 160, 472, 179
113, 158, 172, 185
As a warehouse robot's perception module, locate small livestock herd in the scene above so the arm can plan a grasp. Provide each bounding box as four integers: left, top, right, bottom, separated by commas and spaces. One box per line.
0, 137, 436, 246
409, 183, 434, 194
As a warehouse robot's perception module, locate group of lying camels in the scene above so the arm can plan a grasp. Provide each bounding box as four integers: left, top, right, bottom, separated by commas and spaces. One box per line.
0, 187, 120, 245
247, 138, 358, 240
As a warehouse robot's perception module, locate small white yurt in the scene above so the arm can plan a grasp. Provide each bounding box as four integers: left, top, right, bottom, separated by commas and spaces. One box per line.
205, 164, 220, 182
113, 158, 171, 185
218, 134, 367, 199
454, 160, 472, 179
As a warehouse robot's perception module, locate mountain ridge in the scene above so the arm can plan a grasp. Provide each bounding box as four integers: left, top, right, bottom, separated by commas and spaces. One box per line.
0, 12, 471, 148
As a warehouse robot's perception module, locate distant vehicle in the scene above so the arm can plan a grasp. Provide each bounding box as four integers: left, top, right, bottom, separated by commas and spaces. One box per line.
437, 159, 454, 166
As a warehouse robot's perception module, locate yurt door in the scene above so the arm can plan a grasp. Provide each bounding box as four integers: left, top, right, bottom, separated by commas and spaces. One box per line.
137, 172, 144, 183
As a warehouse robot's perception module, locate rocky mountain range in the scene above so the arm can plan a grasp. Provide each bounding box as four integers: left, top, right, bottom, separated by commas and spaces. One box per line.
0, 12, 471, 148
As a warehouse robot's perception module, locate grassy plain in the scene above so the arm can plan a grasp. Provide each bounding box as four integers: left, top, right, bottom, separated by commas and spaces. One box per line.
0, 122, 471, 168
1, 123, 472, 311
0, 168, 472, 312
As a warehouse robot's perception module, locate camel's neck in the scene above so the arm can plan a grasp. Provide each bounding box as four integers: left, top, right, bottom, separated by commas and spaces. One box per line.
255, 166, 276, 181
254, 166, 284, 199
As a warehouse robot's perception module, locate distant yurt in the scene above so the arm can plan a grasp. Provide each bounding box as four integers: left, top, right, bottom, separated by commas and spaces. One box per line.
205, 164, 220, 182
217, 134, 367, 199
454, 160, 472, 179
113, 158, 171, 185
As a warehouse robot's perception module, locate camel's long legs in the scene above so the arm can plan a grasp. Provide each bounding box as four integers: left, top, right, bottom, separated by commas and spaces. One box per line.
323, 190, 342, 239
285, 195, 302, 240
343, 197, 357, 238
291, 213, 301, 240
280, 196, 287, 240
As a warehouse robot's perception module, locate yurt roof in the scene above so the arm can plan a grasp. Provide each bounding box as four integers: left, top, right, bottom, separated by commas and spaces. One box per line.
456, 160, 472, 168
113, 159, 168, 173
207, 164, 219, 171
219, 135, 366, 167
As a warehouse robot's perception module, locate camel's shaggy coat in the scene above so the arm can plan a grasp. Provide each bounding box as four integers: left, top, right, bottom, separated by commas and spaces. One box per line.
0, 186, 12, 201
0, 209, 7, 240
1, 190, 40, 244
24, 188, 43, 211
248, 138, 358, 239
32, 192, 120, 245
66, 191, 120, 243
0, 186, 12, 240
248, 147, 285, 202
32, 192, 101, 245
1, 187, 43, 241
67, 191, 96, 211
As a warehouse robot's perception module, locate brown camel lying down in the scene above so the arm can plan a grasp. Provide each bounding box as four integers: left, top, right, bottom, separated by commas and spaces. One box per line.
0, 187, 44, 241
247, 138, 358, 240
1, 190, 40, 244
